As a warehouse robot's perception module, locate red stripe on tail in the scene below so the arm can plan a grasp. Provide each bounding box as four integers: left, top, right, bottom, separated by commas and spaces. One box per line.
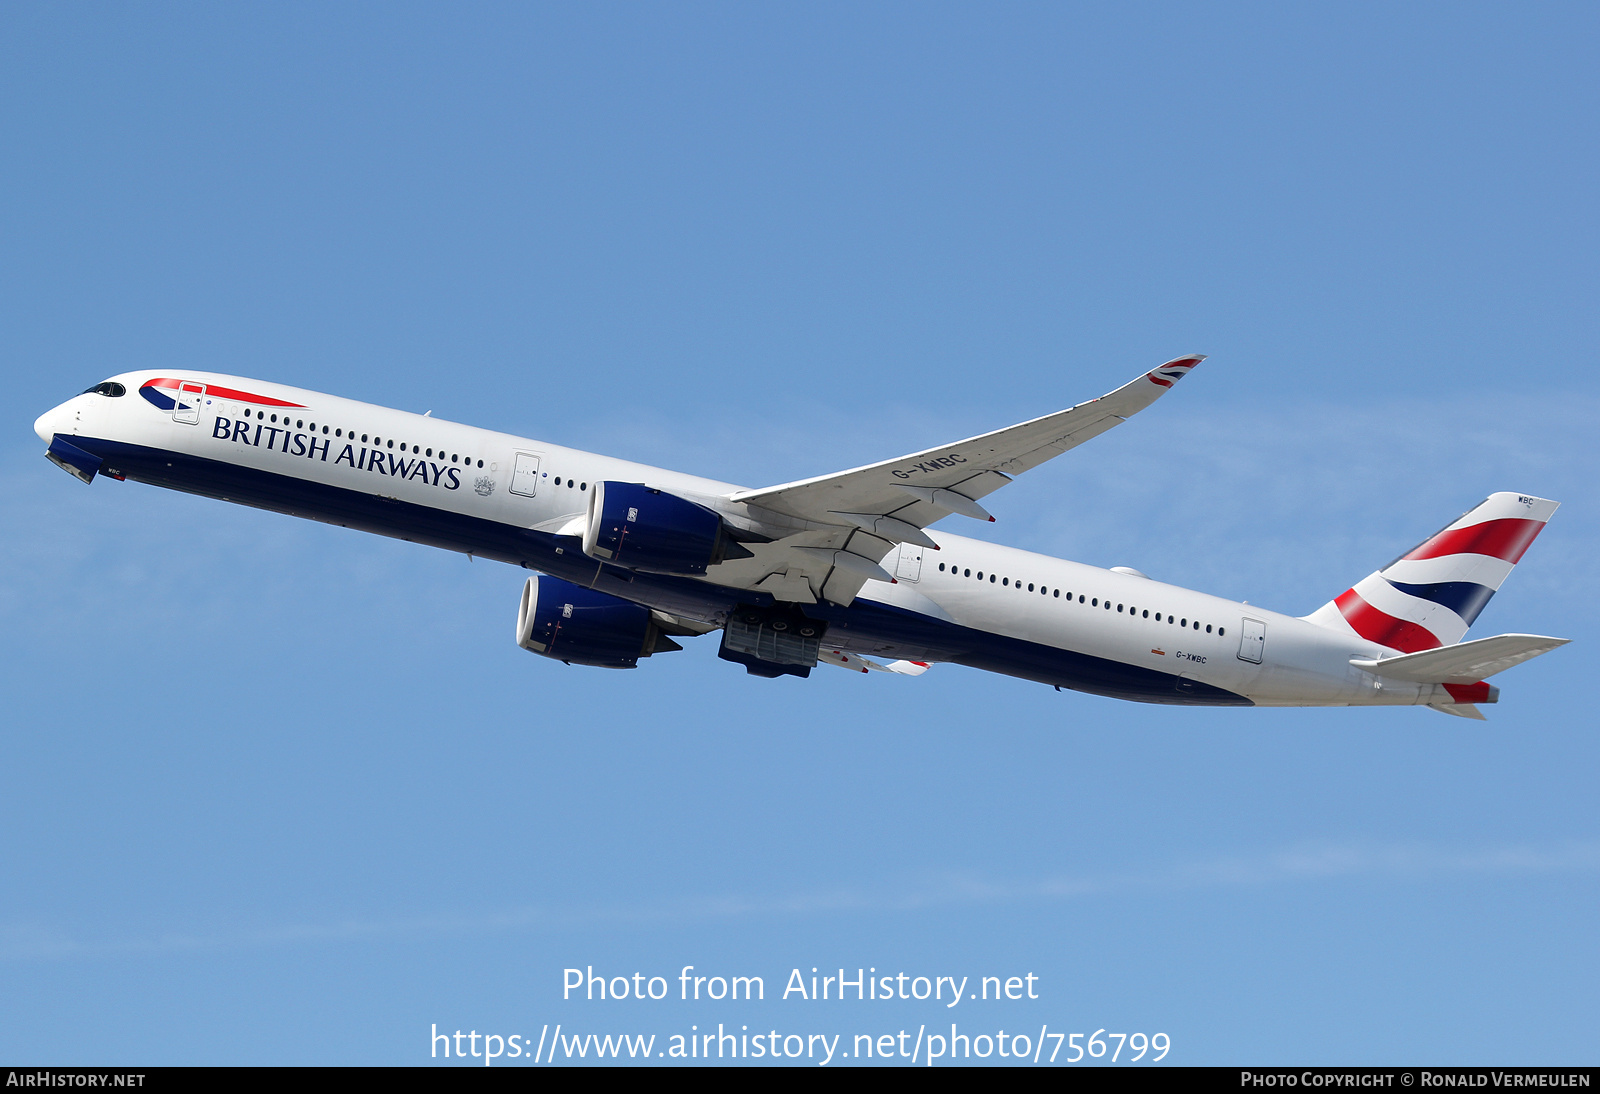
1334, 590, 1442, 653
1403, 518, 1545, 564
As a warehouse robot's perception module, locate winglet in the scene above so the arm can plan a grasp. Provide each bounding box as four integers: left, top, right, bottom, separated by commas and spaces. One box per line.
1145, 354, 1205, 389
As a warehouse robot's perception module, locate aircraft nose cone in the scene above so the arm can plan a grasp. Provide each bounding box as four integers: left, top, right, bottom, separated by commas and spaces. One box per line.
35, 401, 70, 442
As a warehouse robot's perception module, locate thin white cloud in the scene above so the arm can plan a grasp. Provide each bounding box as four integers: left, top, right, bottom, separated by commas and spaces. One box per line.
4, 838, 1595, 963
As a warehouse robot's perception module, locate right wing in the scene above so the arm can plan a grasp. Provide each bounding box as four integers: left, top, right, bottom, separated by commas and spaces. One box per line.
706, 355, 1205, 606
725, 354, 1204, 527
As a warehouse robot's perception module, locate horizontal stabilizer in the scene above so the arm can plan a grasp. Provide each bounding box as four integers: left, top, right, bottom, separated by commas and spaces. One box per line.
1352, 633, 1569, 684
1428, 702, 1488, 721
819, 649, 891, 674
818, 650, 930, 676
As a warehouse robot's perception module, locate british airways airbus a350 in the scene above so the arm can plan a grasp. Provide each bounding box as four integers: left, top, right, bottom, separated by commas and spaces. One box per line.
34, 358, 1567, 717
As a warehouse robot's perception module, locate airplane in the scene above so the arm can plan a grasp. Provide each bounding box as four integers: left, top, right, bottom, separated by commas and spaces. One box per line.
33, 357, 1567, 718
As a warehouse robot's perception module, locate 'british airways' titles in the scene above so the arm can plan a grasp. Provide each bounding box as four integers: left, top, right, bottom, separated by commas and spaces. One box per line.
211, 416, 462, 490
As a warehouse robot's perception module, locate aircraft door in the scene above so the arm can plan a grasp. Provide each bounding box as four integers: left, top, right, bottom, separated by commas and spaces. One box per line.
894, 541, 923, 582
510, 452, 542, 497
173, 381, 205, 425
1238, 617, 1266, 663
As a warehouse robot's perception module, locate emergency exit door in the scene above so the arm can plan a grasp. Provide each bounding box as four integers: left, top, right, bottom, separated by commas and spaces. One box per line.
510, 452, 542, 497
1238, 618, 1266, 664
894, 541, 924, 582
172, 381, 205, 425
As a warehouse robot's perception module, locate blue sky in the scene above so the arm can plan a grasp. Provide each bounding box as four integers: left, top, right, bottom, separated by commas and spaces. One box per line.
2, 2, 1596, 1066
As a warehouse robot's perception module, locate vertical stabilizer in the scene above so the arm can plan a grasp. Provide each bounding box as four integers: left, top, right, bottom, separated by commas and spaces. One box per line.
1303, 492, 1558, 651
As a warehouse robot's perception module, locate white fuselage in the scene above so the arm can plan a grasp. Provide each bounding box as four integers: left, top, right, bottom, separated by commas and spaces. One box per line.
36, 371, 1447, 709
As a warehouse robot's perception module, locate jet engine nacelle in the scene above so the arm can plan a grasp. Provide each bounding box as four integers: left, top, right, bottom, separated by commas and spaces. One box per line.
515, 574, 681, 668
581, 481, 750, 575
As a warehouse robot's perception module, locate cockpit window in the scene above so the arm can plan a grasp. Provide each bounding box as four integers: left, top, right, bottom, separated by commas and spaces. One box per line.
81, 382, 126, 397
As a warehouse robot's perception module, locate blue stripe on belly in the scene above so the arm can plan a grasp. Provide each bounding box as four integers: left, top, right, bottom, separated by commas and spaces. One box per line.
59, 434, 1253, 707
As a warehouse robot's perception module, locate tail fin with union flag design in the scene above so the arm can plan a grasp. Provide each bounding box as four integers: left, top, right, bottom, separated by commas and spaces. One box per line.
1303, 492, 1559, 651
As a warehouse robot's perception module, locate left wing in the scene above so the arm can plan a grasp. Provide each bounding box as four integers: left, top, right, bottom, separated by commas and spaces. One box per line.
706, 355, 1204, 606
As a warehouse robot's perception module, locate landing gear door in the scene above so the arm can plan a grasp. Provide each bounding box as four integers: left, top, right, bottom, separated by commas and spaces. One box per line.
510, 452, 542, 497
173, 381, 205, 425
1238, 618, 1266, 664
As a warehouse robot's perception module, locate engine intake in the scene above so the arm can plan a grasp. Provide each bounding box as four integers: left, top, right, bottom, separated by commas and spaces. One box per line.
515, 575, 681, 669
582, 481, 750, 575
